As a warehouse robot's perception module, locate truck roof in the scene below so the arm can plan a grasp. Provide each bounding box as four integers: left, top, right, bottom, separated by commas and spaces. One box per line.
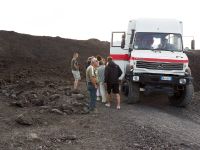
128, 18, 183, 34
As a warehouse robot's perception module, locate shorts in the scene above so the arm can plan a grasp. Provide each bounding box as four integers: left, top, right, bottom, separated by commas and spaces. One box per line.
107, 83, 119, 94
72, 70, 81, 80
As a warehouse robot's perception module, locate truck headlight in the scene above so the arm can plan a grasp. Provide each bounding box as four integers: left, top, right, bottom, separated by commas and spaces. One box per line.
133, 76, 139, 81
185, 67, 191, 76
183, 64, 187, 69
179, 78, 186, 84
130, 65, 134, 71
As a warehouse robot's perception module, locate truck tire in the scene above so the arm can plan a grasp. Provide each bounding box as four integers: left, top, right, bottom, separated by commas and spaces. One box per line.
121, 81, 129, 96
127, 81, 140, 104
121, 64, 132, 96
169, 83, 194, 107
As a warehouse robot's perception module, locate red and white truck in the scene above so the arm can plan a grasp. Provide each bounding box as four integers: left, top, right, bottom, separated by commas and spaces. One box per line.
110, 18, 194, 107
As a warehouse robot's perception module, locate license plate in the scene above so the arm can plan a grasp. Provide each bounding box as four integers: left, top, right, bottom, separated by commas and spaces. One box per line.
160, 76, 172, 81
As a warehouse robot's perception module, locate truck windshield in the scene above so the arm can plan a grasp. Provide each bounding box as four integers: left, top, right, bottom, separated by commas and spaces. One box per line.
133, 32, 183, 51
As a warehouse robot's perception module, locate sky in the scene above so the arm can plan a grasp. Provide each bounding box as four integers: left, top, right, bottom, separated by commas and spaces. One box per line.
0, 0, 199, 49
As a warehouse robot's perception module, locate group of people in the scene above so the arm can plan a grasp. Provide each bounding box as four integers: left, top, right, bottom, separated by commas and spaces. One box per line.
71, 52, 122, 113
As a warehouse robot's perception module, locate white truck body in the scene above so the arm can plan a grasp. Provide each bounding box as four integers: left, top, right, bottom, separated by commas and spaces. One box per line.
110, 18, 193, 107
111, 19, 187, 78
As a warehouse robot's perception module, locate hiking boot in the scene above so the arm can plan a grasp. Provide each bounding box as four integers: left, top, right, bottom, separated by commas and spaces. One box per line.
102, 99, 106, 103
116, 105, 120, 110
105, 103, 111, 107
93, 108, 98, 113
96, 96, 101, 101
90, 108, 98, 114
72, 89, 79, 94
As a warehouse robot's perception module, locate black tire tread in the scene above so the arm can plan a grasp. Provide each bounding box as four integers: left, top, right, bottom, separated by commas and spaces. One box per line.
169, 83, 194, 107
127, 81, 140, 104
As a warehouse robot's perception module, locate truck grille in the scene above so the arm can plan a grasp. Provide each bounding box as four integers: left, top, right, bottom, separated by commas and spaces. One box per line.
136, 61, 183, 70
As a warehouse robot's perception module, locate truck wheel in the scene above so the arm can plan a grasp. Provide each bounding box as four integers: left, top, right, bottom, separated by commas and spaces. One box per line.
121, 65, 132, 96
169, 83, 194, 107
121, 81, 129, 96
127, 81, 140, 104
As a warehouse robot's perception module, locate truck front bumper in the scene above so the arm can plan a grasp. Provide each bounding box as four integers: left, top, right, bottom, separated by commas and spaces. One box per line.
129, 73, 192, 86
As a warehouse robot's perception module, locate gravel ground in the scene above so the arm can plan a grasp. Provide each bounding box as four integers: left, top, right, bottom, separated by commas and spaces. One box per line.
1, 80, 200, 150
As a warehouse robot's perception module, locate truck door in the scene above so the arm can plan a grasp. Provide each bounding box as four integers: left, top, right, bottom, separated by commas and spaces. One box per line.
110, 32, 129, 80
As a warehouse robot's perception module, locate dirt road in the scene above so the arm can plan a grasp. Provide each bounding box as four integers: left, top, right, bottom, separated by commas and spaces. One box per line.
1, 81, 200, 150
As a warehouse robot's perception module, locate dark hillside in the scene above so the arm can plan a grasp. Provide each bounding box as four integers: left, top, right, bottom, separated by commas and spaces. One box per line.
0, 31, 110, 82
0, 31, 200, 91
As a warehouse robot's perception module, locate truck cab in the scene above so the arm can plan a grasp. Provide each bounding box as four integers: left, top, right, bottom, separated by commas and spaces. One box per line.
111, 18, 194, 107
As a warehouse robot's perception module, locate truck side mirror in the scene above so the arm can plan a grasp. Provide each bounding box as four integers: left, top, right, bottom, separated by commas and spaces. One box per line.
121, 34, 126, 48
184, 47, 190, 51
191, 40, 195, 50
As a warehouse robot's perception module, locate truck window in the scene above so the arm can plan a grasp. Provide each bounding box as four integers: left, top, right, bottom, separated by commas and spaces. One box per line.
111, 32, 126, 47
133, 32, 183, 51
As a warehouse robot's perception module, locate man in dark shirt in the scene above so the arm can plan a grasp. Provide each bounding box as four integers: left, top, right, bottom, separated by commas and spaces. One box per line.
105, 56, 122, 109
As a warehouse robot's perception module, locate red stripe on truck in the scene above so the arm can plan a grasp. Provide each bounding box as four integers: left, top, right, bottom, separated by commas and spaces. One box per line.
110, 54, 130, 60
110, 54, 188, 63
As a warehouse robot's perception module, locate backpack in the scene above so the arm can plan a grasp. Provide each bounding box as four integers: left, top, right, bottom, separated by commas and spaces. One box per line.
105, 62, 122, 84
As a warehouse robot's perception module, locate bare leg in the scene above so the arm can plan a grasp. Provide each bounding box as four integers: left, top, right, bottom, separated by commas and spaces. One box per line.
100, 82, 106, 103
107, 93, 112, 104
105, 93, 112, 107
74, 79, 78, 90
116, 93, 120, 109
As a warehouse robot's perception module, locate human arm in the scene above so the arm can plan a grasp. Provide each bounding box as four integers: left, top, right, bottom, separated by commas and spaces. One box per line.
104, 66, 108, 84
89, 67, 98, 88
